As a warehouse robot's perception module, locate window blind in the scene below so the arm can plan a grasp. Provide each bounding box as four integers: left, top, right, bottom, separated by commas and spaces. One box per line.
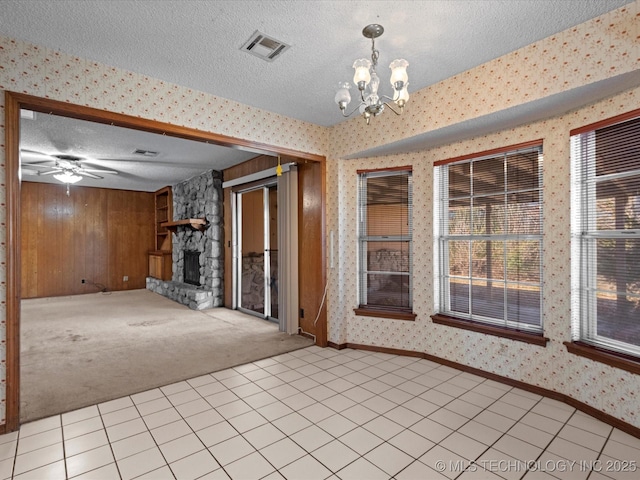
436, 144, 543, 332
358, 169, 413, 310
571, 113, 640, 356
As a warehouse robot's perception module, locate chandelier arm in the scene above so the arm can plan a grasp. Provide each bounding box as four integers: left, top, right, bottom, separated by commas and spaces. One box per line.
381, 101, 402, 116
340, 102, 366, 118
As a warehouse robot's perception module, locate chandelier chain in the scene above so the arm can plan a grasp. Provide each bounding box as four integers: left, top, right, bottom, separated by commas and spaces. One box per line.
371, 38, 379, 69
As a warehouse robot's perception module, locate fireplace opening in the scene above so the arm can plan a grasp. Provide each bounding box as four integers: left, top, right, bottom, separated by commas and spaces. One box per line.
184, 250, 201, 286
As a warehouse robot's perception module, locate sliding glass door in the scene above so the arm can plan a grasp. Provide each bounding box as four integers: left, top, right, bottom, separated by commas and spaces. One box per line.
235, 183, 278, 321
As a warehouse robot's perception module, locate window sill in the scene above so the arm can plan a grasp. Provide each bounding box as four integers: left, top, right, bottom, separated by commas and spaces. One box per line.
354, 307, 416, 321
563, 341, 640, 375
431, 314, 548, 346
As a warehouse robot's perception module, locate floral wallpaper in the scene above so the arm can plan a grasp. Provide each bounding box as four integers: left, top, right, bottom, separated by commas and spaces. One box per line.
325, 1, 640, 429
326, 91, 640, 428
0, 1, 639, 429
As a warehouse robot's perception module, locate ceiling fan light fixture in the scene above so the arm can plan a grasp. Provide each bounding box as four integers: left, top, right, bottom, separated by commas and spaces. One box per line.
54, 171, 82, 184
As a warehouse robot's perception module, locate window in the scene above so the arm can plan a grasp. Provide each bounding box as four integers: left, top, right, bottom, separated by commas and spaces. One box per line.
571, 112, 640, 359
356, 168, 414, 319
434, 142, 544, 335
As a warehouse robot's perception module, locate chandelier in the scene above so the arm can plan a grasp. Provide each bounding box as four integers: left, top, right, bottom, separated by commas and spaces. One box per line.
334, 24, 409, 125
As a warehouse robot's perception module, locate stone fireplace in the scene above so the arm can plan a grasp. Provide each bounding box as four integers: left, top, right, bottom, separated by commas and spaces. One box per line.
146, 170, 224, 310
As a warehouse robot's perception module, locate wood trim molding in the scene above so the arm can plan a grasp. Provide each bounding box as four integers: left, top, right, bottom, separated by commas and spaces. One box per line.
431, 314, 549, 346
329, 341, 640, 440
356, 165, 413, 174
564, 341, 640, 376
5, 91, 21, 432
4, 91, 328, 431
570, 107, 640, 136
316, 157, 328, 347
354, 307, 417, 321
434, 139, 543, 167
5, 92, 325, 163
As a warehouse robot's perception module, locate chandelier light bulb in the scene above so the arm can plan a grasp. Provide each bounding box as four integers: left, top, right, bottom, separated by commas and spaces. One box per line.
389, 59, 409, 88
395, 85, 410, 109
334, 82, 352, 109
352, 58, 372, 87
398, 86, 410, 102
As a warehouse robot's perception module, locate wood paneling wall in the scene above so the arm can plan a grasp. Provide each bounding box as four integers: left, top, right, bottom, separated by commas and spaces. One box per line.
20, 182, 155, 298
240, 188, 266, 255
297, 161, 326, 344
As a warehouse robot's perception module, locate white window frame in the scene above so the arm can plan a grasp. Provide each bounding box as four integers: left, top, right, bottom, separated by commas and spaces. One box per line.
571, 124, 640, 358
357, 169, 413, 312
435, 145, 544, 333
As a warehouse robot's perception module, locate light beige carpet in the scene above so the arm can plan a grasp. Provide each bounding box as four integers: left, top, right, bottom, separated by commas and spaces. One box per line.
20, 289, 313, 423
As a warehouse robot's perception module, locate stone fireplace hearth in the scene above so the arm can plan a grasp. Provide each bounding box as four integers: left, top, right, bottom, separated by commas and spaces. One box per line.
147, 170, 224, 310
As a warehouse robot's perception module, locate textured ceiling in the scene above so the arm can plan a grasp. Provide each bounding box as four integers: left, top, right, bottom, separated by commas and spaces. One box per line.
1, 0, 633, 190
1, 0, 632, 127
19, 111, 258, 192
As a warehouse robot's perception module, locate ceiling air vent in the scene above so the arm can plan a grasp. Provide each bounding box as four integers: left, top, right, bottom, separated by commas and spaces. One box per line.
241, 31, 290, 62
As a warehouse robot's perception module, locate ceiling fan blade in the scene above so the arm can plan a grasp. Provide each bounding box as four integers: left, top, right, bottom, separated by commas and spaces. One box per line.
21, 167, 41, 176
79, 167, 119, 175
21, 161, 57, 167
20, 149, 59, 164
20, 149, 58, 162
38, 169, 62, 176
80, 171, 103, 180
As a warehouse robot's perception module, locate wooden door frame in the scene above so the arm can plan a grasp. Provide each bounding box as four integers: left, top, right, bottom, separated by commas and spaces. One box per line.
3, 91, 327, 432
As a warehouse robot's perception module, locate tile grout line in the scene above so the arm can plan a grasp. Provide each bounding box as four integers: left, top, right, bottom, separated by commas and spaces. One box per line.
587, 418, 615, 480
93, 406, 123, 480
7, 347, 640, 480
128, 389, 177, 480
59, 417, 69, 480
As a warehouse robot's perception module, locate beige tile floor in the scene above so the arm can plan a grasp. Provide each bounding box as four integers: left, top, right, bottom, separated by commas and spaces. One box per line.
1, 346, 639, 479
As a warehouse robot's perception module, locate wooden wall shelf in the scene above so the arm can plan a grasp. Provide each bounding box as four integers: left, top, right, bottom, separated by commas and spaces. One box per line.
150, 186, 173, 280
161, 218, 208, 232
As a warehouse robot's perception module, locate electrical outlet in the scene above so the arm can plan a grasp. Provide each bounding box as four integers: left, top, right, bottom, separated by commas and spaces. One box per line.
300, 308, 304, 318
123, 275, 129, 282
81, 279, 85, 284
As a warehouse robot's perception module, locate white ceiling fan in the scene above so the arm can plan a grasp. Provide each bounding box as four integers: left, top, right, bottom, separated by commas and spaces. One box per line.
21, 149, 120, 181
20, 149, 120, 194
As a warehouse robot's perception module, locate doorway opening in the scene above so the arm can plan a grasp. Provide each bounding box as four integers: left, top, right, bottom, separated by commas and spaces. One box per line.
228, 162, 300, 335
235, 183, 279, 321
5, 91, 326, 432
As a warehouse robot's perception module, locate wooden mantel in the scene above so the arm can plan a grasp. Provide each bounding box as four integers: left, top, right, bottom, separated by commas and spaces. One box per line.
161, 218, 208, 232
